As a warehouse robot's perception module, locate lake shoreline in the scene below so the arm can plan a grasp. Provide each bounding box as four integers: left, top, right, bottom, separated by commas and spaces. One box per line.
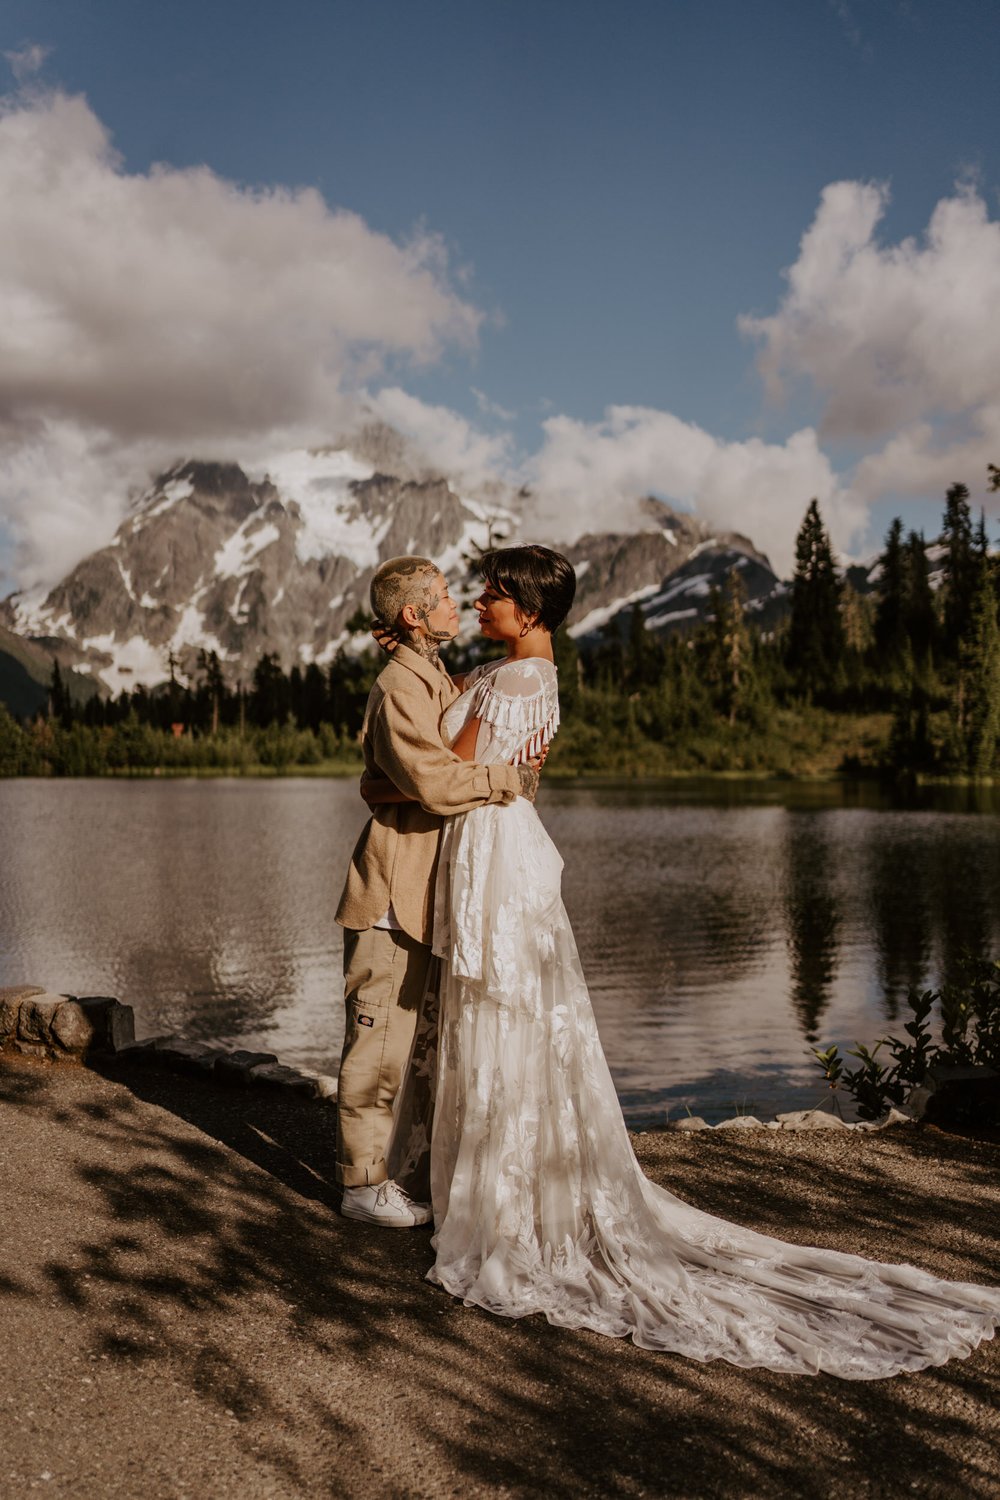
4, 762, 1000, 784
5, 760, 1000, 792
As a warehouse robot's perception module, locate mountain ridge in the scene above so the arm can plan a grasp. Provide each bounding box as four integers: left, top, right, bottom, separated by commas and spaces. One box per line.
3, 435, 784, 698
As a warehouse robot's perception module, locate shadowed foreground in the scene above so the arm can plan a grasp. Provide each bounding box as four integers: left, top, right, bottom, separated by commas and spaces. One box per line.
1, 1055, 997, 1499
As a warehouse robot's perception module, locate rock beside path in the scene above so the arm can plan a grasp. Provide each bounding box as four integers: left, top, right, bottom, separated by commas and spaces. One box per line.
666, 1104, 916, 1134
0, 987, 337, 1101
0, 987, 135, 1063
908, 1062, 1000, 1130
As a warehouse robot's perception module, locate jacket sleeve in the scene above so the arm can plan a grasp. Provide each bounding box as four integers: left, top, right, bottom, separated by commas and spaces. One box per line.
371, 686, 522, 815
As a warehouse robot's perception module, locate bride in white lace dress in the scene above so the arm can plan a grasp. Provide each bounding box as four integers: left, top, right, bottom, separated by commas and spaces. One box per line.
380, 544, 1000, 1380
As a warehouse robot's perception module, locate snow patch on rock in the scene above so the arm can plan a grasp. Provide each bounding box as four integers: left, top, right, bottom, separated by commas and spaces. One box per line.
568, 583, 660, 639
139, 475, 195, 521
93, 636, 169, 693
645, 606, 698, 629
214, 520, 281, 580
254, 450, 379, 569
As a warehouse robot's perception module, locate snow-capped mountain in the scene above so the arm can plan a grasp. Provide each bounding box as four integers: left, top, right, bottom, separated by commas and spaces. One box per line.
565, 499, 781, 641
2, 433, 780, 694
5, 443, 513, 692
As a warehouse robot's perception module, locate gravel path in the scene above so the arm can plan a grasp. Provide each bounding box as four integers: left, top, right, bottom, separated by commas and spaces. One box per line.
1, 1054, 997, 1499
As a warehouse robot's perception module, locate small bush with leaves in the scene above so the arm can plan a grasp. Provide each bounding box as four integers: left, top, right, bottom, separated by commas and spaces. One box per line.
814, 959, 1000, 1120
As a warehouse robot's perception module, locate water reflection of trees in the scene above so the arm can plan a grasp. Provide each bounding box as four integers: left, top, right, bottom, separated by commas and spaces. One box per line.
932, 838, 995, 990
867, 820, 1000, 1012
867, 833, 931, 1018
784, 818, 840, 1042
558, 808, 779, 1011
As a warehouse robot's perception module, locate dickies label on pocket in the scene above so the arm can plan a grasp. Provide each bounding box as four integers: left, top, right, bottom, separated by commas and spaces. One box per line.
358, 1014, 375, 1028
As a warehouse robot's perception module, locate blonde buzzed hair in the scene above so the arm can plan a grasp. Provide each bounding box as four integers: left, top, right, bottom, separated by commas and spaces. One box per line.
370, 555, 440, 627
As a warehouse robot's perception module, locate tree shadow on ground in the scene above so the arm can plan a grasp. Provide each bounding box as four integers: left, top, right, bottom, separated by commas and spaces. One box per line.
641, 1126, 1000, 1283
2, 1057, 998, 1499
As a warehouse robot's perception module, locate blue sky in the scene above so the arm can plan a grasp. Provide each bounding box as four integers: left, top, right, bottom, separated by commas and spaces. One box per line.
1, 0, 999, 588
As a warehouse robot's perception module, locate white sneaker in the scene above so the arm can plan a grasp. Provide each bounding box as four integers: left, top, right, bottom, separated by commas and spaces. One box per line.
341, 1181, 432, 1227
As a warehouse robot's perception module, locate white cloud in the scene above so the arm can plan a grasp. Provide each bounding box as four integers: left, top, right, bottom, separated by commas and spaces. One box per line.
6, 128, 999, 599
471, 386, 516, 423
0, 417, 165, 590
741, 180, 1000, 442
852, 407, 1000, 508
368, 387, 515, 492
529, 405, 864, 575
3, 43, 50, 82
0, 88, 481, 586
520, 183, 1000, 571
357, 394, 867, 576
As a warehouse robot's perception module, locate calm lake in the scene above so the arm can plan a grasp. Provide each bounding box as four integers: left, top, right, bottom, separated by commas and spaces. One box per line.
2, 776, 999, 1124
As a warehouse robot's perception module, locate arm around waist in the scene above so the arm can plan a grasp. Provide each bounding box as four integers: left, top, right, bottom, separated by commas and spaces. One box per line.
372, 693, 521, 814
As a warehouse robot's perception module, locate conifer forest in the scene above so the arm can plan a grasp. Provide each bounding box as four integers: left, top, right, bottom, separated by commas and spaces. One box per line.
3, 471, 1000, 781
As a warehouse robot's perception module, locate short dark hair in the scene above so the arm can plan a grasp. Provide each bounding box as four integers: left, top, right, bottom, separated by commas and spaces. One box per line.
479, 544, 577, 634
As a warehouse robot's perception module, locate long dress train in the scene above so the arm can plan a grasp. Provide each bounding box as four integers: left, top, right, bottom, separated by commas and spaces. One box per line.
389, 656, 1000, 1379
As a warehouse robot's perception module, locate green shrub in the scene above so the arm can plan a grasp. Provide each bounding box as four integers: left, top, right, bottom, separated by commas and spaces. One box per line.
814, 958, 1000, 1119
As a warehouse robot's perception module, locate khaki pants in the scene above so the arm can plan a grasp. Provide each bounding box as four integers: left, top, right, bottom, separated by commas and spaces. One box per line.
336, 926, 433, 1187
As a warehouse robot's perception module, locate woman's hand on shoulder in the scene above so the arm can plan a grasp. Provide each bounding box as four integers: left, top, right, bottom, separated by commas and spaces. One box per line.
371, 619, 401, 654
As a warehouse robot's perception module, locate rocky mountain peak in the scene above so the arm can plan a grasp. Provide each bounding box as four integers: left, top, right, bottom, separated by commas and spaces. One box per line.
327, 420, 433, 483
5, 446, 515, 692
3, 438, 785, 696
563, 497, 778, 639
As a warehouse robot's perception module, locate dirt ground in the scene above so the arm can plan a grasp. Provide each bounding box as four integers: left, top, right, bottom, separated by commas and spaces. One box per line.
1, 1053, 997, 1499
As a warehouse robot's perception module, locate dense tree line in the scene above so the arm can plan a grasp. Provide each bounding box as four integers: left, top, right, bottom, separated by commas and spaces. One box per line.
554, 466, 1000, 778
2, 468, 999, 778
881, 477, 1000, 776
47, 640, 377, 742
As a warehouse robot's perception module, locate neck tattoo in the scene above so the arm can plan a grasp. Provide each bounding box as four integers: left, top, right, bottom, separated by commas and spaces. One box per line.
404, 631, 441, 665
413, 600, 453, 652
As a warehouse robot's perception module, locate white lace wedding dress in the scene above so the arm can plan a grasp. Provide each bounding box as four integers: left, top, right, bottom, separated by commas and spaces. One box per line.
389, 656, 1000, 1378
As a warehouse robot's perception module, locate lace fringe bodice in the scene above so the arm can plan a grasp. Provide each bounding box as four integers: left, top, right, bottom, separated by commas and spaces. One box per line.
443, 656, 560, 767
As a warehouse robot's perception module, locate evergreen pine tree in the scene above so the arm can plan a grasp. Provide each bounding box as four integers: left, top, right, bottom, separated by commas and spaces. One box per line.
49, 660, 71, 727
786, 499, 844, 695
840, 582, 874, 657
302, 662, 327, 732
888, 660, 934, 775
197, 648, 226, 735
166, 649, 183, 727
957, 556, 1000, 775
903, 530, 935, 667
975, 508, 989, 557
251, 652, 287, 726
707, 567, 755, 725
327, 647, 377, 738
873, 517, 908, 667
593, 619, 626, 692
289, 665, 305, 727
940, 482, 975, 656
552, 628, 581, 716
0, 704, 26, 775
625, 603, 654, 691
